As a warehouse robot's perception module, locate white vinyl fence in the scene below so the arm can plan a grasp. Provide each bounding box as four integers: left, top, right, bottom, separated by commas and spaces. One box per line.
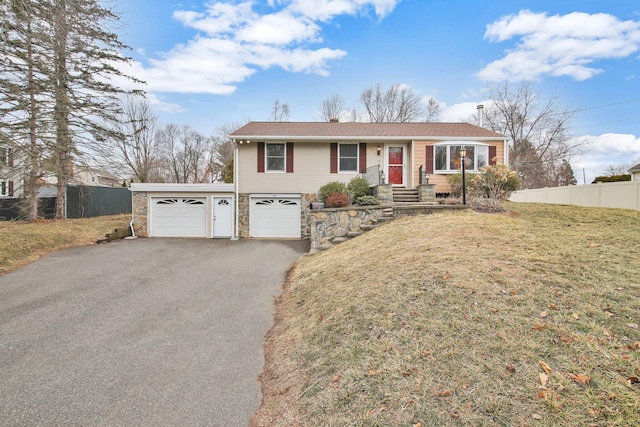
509, 181, 640, 211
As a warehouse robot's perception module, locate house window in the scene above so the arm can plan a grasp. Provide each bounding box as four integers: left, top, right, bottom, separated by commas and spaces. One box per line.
1, 181, 5, 196
0, 148, 6, 165
266, 143, 285, 172
339, 143, 358, 172
434, 144, 488, 173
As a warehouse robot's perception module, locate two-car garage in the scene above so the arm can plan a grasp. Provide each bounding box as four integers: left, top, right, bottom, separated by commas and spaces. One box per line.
131, 184, 302, 239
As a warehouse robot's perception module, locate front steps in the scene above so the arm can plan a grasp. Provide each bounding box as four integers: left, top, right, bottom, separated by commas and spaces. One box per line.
393, 187, 419, 203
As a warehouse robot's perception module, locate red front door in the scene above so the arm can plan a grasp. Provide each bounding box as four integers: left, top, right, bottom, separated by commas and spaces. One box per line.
388, 147, 404, 185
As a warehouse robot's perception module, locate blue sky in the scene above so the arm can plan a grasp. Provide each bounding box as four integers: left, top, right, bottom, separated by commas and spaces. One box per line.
114, 0, 640, 183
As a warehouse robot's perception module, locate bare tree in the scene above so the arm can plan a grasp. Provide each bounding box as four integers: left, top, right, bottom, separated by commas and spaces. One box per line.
425, 97, 441, 122
107, 94, 162, 183
159, 124, 213, 183
211, 121, 245, 183
271, 99, 290, 122
360, 83, 424, 122
482, 82, 580, 189
318, 93, 347, 122
604, 162, 632, 176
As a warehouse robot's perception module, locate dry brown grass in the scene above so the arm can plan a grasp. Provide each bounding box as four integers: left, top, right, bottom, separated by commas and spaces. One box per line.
0, 214, 130, 275
253, 203, 640, 426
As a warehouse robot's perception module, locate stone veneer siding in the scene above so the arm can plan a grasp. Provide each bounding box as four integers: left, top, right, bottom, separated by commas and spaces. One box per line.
131, 191, 149, 237
372, 184, 393, 203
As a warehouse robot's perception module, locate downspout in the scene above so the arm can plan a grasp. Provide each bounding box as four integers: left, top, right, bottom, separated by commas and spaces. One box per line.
504, 138, 510, 165
232, 140, 239, 240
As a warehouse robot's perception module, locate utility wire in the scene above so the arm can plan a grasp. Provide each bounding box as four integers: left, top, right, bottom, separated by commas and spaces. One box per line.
568, 98, 640, 115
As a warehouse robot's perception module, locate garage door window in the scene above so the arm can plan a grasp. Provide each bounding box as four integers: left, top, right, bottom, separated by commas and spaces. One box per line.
255, 199, 298, 206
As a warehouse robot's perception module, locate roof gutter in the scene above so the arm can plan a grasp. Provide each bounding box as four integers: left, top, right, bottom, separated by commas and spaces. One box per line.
229, 135, 507, 142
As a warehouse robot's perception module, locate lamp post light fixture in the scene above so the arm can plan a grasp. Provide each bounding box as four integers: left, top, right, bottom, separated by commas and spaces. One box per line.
423, 170, 429, 184
460, 147, 467, 205
377, 145, 382, 156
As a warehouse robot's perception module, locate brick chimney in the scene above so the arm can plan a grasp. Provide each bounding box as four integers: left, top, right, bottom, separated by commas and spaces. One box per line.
329, 118, 339, 123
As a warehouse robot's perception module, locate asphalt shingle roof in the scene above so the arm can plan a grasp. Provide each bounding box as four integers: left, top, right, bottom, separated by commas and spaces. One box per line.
230, 121, 507, 140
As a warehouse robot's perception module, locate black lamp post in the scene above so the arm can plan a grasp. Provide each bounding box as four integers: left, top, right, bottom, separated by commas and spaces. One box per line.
460, 147, 467, 205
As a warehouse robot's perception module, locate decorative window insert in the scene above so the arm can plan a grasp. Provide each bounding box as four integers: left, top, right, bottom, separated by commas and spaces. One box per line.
266, 143, 285, 172
339, 143, 358, 172
434, 144, 489, 173
255, 199, 299, 206
156, 199, 178, 205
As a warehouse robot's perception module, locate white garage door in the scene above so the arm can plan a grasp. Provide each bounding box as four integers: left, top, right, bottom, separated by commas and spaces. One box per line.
251, 197, 301, 238
151, 197, 207, 237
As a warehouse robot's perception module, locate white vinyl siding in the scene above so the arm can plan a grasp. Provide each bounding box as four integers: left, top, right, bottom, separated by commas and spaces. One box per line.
238, 142, 376, 193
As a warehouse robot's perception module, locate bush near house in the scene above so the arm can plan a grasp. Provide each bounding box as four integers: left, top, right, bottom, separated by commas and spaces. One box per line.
354, 195, 380, 206
470, 163, 521, 211
325, 192, 350, 208
347, 176, 371, 200
318, 181, 348, 205
446, 172, 477, 198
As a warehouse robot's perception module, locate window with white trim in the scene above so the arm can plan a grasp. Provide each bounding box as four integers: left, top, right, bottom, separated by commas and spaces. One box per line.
434, 144, 489, 173
266, 143, 285, 172
339, 143, 358, 172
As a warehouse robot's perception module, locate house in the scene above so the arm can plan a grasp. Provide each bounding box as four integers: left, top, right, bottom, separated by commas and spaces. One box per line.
229, 121, 508, 239
629, 163, 640, 181
0, 146, 19, 198
72, 166, 121, 187
129, 121, 508, 239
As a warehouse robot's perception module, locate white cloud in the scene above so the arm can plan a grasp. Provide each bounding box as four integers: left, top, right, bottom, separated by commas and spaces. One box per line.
439, 101, 492, 123
236, 11, 320, 45
570, 133, 640, 183
478, 10, 640, 81
289, 0, 398, 21
134, 0, 399, 96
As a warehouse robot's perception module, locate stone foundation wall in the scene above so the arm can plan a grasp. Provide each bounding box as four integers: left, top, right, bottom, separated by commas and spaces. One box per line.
131, 192, 148, 237
372, 184, 393, 203
309, 206, 389, 250
418, 184, 436, 202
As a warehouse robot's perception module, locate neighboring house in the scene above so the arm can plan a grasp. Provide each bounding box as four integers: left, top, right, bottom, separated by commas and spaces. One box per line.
229, 121, 509, 239
0, 146, 19, 198
39, 163, 122, 188
72, 166, 121, 187
629, 163, 640, 181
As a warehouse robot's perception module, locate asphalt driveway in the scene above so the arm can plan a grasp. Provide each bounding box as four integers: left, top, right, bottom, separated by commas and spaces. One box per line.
0, 238, 308, 426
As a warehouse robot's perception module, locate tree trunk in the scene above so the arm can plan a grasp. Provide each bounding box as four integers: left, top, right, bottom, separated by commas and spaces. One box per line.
53, 0, 70, 219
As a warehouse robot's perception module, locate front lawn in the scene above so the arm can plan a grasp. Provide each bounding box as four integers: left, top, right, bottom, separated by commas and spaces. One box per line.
0, 214, 130, 275
253, 203, 640, 426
